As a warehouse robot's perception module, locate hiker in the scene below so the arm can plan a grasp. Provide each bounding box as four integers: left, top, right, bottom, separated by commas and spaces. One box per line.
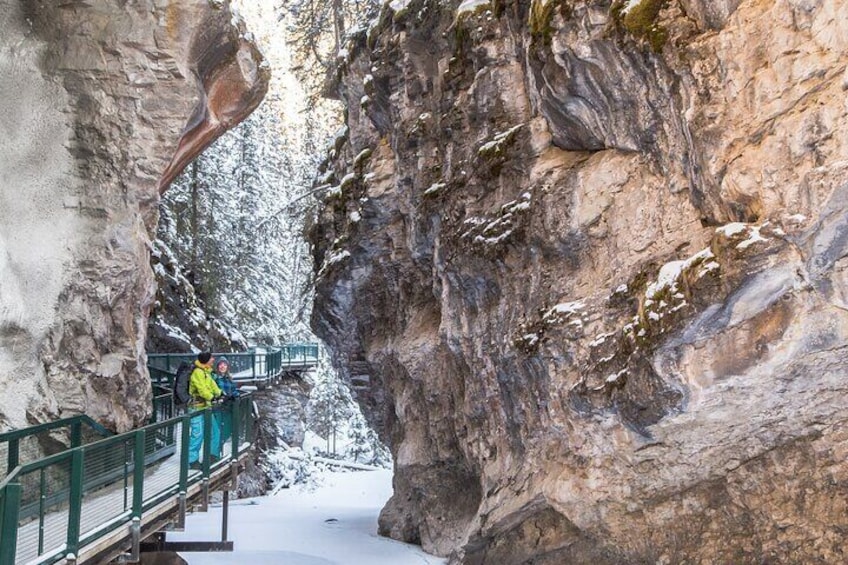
213, 356, 240, 447
188, 351, 223, 468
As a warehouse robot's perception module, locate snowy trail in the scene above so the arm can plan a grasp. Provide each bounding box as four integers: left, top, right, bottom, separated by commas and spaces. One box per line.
174, 469, 446, 565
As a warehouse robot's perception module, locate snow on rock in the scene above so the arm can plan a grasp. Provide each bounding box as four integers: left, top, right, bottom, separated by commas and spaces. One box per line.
543, 300, 584, 326
460, 192, 532, 247
645, 248, 717, 300
457, 0, 491, 16
621, 0, 646, 15
424, 182, 447, 196
715, 222, 772, 250
715, 223, 748, 237
736, 224, 770, 250
605, 369, 628, 385
389, 0, 413, 12
327, 250, 351, 266
478, 124, 523, 158
520, 333, 540, 348
340, 172, 358, 189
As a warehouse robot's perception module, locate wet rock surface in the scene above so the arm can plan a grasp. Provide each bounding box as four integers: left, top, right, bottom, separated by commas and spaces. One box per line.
0, 0, 267, 432
310, 0, 848, 562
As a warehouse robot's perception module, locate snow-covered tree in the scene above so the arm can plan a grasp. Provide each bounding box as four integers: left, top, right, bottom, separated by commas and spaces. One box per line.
306, 375, 353, 456
283, 0, 381, 105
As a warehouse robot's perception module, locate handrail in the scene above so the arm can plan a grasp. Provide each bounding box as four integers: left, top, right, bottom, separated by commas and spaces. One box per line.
0, 393, 255, 565
0, 415, 113, 479
0, 415, 110, 444
148, 343, 320, 385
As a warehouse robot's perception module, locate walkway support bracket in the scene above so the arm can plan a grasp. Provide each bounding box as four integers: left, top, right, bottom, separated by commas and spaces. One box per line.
201, 478, 209, 512
140, 533, 233, 553
115, 517, 140, 563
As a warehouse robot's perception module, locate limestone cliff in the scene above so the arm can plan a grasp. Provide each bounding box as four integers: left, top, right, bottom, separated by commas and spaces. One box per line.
310, 0, 848, 562
0, 0, 267, 432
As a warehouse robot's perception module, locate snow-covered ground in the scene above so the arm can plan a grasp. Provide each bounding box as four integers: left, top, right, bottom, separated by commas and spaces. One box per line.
174, 469, 446, 564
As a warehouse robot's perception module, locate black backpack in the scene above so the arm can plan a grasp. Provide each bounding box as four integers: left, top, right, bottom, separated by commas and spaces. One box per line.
173, 362, 194, 406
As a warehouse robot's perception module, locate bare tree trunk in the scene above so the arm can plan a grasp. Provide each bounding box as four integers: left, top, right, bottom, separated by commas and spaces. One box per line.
332, 0, 345, 53
190, 160, 199, 273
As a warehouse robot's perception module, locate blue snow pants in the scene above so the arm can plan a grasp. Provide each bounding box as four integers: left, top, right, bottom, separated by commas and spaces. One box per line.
188, 406, 221, 464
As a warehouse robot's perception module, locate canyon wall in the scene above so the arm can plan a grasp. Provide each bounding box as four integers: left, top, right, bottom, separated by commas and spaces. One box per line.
310, 0, 848, 562
0, 0, 267, 432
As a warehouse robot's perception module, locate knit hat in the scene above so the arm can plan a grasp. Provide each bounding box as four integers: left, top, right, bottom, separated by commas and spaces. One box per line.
197, 351, 212, 364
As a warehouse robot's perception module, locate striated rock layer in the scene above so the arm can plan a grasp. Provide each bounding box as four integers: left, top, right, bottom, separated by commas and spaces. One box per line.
0, 0, 267, 432
310, 0, 848, 562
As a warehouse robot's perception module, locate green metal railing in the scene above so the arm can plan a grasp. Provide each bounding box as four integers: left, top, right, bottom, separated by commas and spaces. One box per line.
0, 417, 112, 479
148, 343, 320, 384
0, 394, 254, 565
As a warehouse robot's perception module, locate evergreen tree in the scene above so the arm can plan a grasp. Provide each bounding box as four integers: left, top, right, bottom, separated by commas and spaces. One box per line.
283, 0, 381, 105
306, 376, 353, 456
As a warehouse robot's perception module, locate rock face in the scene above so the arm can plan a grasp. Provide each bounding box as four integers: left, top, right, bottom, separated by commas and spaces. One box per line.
310, 0, 848, 562
0, 0, 267, 432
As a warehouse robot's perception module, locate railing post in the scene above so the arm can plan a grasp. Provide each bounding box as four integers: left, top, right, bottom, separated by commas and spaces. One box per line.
202, 409, 212, 477
251, 352, 256, 380
70, 419, 82, 448
133, 430, 145, 518
6, 438, 18, 475
231, 398, 240, 460
129, 517, 141, 562
177, 492, 187, 530
67, 449, 84, 556
0, 482, 22, 565
179, 414, 190, 492
245, 397, 254, 445
39, 468, 46, 555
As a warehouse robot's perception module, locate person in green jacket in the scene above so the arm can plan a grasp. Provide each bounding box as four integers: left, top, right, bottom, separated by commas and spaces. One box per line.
188, 351, 223, 468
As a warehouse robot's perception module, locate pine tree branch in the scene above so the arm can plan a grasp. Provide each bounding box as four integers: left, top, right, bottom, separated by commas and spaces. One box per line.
254, 185, 328, 230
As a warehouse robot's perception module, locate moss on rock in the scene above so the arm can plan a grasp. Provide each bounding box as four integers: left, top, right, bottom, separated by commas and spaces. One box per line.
612, 0, 669, 52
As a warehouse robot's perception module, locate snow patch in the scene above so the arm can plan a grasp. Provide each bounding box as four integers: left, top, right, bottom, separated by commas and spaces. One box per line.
390, 0, 413, 11
645, 248, 715, 300
606, 369, 627, 384
621, 0, 644, 15
589, 333, 612, 348
543, 300, 584, 325
478, 124, 523, 157
457, 0, 490, 15
716, 223, 747, 237
424, 182, 446, 196
736, 224, 769, 250
521, 333, 540, 348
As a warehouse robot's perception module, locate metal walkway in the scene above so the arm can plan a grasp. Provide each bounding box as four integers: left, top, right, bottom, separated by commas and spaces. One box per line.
148, 343, 320, 388
0, 394, 256, 565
